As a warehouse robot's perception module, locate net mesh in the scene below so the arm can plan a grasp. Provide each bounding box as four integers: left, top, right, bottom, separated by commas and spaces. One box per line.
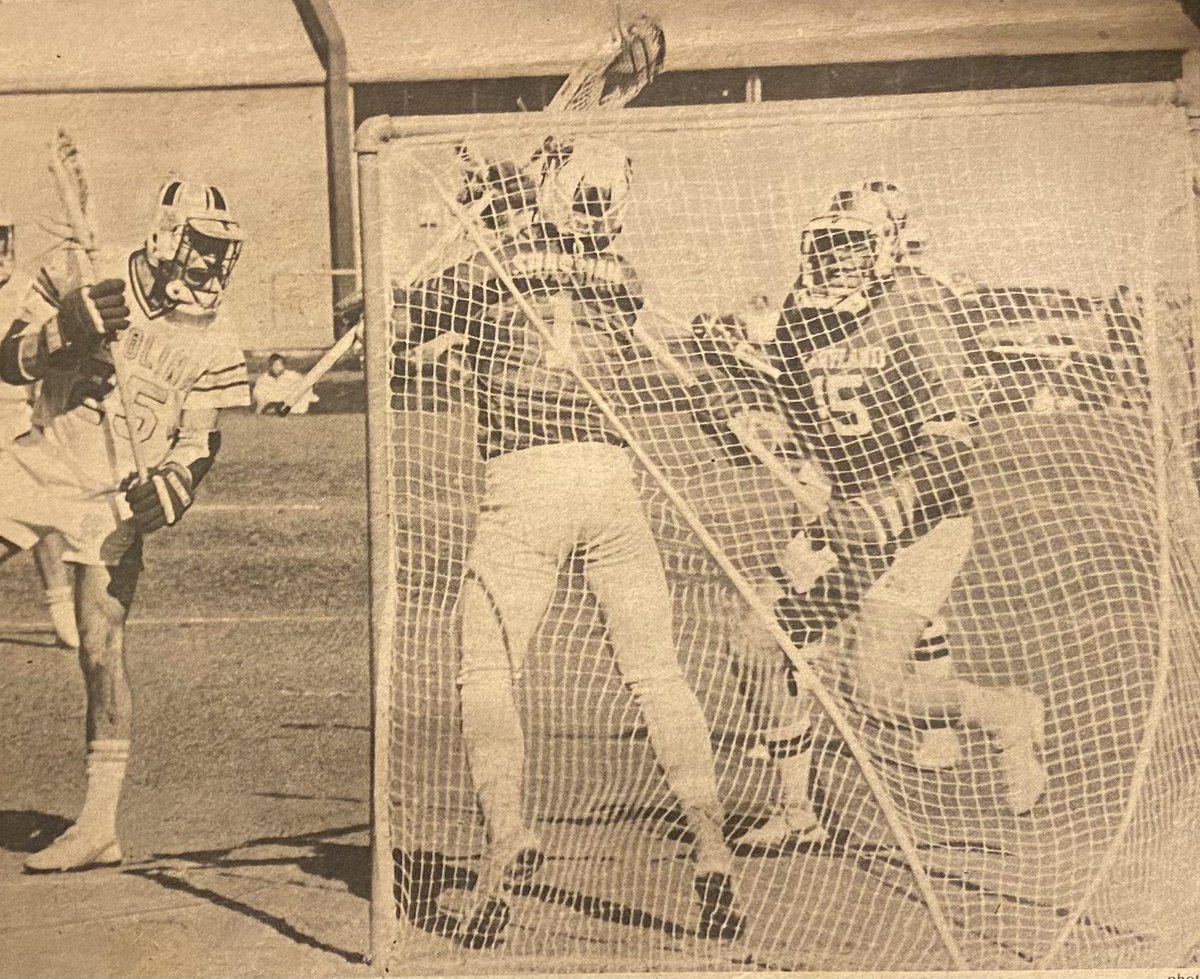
361, 89, 1200, 972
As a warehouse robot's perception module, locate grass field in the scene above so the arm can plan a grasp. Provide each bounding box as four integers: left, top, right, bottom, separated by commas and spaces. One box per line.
0, 398, 1194, 975
0, 412, 374, 978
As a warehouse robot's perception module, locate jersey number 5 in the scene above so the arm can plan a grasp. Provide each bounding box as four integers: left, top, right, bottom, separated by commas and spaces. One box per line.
115, 378, 168, 444
813, 373, 872, 436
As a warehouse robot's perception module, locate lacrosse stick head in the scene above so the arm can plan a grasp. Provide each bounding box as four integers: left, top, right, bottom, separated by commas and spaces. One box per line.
49, 128, 98, 259
548, 14, 665, 112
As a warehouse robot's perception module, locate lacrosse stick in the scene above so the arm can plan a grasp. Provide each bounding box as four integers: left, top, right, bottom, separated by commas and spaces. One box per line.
451, 13, 665, 234
547, 14, 665, 111
48, 128, 148, 481
276, 199, 487, 415
293, 19, 667, 415
642, 305, 782, 379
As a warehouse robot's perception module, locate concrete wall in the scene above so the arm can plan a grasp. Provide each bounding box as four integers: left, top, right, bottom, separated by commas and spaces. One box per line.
335, 0, 1200, 82
0, 88, 333, 349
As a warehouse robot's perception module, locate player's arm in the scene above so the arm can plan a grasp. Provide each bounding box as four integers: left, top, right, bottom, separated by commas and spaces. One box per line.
125, 344, 250, 531
0, 279, 128, 385
886, 316, 978, 530
399, 257, 494, 350
124, 407, 223, 533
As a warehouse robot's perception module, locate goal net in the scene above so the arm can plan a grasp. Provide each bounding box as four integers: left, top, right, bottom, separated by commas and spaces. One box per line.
358, 86, 1200, 972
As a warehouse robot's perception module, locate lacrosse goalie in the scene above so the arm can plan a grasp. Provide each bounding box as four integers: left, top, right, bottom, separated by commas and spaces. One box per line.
0, 179, 248, 872
399, 137, 744, 947
693, 182, 1047, 853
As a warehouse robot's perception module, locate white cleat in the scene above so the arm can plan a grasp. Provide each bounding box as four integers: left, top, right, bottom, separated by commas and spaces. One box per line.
23, 825, 122, 873
733, 808, 827, 855
975, 687, 1048, 815
913, 728, 964, 770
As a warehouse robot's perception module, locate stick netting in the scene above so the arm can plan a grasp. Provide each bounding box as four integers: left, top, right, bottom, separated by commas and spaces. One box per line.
361, 89, 1200, 972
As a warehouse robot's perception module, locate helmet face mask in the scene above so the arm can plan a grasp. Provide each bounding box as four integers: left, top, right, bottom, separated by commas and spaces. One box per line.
160, 221, 242, 310
800, 218, 885, 300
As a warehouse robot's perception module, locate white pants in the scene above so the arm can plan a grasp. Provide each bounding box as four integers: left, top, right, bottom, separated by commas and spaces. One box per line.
457, 442, 721, 841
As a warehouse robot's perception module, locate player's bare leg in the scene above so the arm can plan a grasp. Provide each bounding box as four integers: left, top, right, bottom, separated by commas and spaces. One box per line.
727, 572, 830, 854
24, 548, 139, 872
33, 532, 78, 648
849, 516, 1048, 814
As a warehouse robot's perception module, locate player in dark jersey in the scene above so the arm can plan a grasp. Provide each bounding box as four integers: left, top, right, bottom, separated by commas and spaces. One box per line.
698, 185, 1047, 851
400, 138, 742, 946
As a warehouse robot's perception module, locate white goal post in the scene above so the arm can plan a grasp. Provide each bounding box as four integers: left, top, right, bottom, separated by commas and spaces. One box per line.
358, 85, 1200, 972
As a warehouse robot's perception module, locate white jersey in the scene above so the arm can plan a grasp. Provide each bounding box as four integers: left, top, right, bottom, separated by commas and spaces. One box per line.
18, 254, 249, 493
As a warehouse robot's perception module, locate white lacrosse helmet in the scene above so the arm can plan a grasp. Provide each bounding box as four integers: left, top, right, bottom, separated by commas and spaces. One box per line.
831, 180, 910, 259
799, 192, 896, 304
538, 137, 632, 246
0, 202, 13, 288
146, 179, 244, 310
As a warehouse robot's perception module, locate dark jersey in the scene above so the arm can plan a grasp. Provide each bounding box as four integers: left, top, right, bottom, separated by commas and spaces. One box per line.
774, 277, 970, 499
405, 226, 643, 460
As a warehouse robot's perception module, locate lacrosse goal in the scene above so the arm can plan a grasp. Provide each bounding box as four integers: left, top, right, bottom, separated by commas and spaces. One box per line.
358, 86, 1200, 972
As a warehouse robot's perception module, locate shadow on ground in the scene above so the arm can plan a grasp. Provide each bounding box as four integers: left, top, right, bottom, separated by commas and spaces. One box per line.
0, 810, 369, 966
0, 809, 72, 853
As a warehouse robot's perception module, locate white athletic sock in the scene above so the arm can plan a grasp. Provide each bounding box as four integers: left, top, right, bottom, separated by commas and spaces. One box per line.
759, 722, 816, 821
459, 676, 526, 846
75, 740, 129, 837
44, 586, 79, 649
775, 748, 815, 818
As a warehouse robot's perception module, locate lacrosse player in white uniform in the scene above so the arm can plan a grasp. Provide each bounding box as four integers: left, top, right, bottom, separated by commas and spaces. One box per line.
697, 184, 1047, 852
0, 180, 248, 872
401, 138, 743, 946
0, 206, 80, 648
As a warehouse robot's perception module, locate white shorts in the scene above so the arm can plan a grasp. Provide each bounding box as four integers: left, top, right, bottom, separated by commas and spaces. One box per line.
866, 515, 974, 621
0, 443, 138, 566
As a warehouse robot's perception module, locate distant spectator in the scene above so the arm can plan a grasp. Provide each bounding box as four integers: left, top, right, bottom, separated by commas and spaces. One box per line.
253, 353, 318, 415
